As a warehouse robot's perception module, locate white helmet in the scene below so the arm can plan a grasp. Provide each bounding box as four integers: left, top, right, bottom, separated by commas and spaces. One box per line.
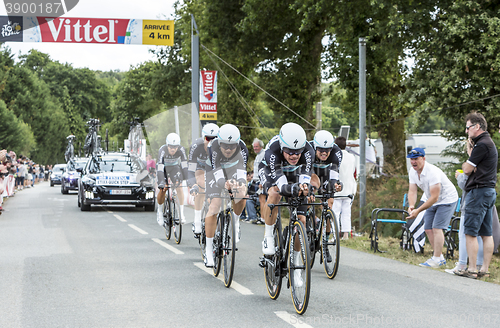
202, 123, 219, 138
279, 123, 306, 151
218, 124, 240, 145
313, 130, 334, 149
166, 133, 180, 146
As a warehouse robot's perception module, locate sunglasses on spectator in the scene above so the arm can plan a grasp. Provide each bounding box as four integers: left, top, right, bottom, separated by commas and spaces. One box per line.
283, 147, 304, 156
316, 147, 331, 153
205, 136, 216, 142
408, 149, 424, 156
466, 124, 477, 131
221, 143, 238, 150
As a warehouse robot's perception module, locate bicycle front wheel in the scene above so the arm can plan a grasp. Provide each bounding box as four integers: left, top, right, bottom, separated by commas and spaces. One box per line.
172, 197, 182, 244
305, 211, 316, 268
222, 211, 236, 287
213, 213, 222, 277
264, 223, 282, 300
322, 209, 340, 279
164, 198, 172, 240
199, 202, 208, 261
288, 220, 311, 315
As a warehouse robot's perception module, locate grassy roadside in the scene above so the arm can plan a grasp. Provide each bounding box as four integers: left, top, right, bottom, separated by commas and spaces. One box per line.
341, 234, 500, 284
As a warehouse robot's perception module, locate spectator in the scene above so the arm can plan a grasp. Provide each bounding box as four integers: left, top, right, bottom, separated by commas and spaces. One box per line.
406, 147, 458, 268
251, 138, 266, 224
244, 171, 262, 224
146, 154, 156, 176
445, 167, 484, 275
0, 164, 8, 212
332, 136, 357, 239
17, 158, 26, 190
459, 112, 497, 279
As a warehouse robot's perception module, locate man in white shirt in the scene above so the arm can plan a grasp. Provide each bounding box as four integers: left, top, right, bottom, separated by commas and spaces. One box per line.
347, 136, 377, 175
406, 148, 458, 268
332, 136, 357, 239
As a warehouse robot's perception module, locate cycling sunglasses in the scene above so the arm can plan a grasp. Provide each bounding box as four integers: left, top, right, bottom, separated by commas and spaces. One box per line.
282, 147, 304, 156
167, 144, 179, 149
316, 147, 331, 153
221, 143, 238, 150
205, 136, 216, 142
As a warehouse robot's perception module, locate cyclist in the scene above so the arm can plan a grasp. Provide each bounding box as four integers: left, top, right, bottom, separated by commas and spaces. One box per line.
259, 122, 315, 256
156, 133, 188, 226
187, 123, 219, 234
204, 124, 249, 267
309, 130, 343, 263
310, 130, 343, 208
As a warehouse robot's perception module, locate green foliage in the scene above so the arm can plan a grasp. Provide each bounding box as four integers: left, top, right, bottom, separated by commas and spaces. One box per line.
0, 99, 35, 154
406, 0, 500, 140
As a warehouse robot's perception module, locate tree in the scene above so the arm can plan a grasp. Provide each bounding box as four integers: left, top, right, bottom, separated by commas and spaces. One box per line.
0, 99, 35, 155
406, 0, 500, 141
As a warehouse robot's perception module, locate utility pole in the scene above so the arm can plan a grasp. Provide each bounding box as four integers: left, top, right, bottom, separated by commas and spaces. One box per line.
316, 102, 322, 131
359, 37, 367, 229
191, 14, 200, 142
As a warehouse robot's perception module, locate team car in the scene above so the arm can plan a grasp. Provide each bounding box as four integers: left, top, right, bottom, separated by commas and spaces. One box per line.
61, 157, 88, 194
77, 152, 155, 211
50, 164, 67, 187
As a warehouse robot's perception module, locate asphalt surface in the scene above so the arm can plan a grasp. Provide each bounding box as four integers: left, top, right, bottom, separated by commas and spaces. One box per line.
1, 182, 500, 328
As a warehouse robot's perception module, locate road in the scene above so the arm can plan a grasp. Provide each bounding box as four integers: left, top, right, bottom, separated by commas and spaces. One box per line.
1, 182, 500, 328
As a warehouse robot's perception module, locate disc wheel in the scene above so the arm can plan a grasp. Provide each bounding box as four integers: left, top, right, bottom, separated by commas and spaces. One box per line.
172, 197, 182, 244
164, 198, 172, 240
322, 209, 340, 279
212, 213, 222, 277
264, 223, 282, 300
288, 220, 311, 315
222, 211, 236, 287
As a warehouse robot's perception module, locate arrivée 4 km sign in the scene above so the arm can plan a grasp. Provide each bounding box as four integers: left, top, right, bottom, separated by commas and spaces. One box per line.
0, 15, 174, 46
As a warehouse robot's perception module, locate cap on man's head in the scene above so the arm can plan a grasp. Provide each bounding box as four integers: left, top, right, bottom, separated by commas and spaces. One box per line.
407, 147, 425, 159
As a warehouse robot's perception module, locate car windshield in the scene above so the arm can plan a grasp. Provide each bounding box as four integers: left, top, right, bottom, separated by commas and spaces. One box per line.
88, 155, 144, 174
54, 165, 66, 172
68, 160, 87, 171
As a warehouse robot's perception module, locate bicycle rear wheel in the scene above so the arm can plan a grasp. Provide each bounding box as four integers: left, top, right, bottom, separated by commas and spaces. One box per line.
264, 222, 282, 300
164, 197, 172, 240
213, 213, 222, 277
288, 220, 311, 315
172, 196, 182, 244
223, 211, 236, 287
322, 209, 340, 279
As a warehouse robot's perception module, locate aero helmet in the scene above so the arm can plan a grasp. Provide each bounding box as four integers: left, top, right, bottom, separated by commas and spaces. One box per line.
218, 124, 240, 145
202, 123, 219, 138
166, 133, 181, 146
313, 130, 334, 149
279, 123, 306, 151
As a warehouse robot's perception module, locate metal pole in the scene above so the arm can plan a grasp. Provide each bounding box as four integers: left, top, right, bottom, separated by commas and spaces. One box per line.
174, 105, 180, 136
359, 37, 367, 229
191, 14, 200, 142
316, 102, 322, 131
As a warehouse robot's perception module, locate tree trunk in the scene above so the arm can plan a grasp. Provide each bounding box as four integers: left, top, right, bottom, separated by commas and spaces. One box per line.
378, 118, 406, 175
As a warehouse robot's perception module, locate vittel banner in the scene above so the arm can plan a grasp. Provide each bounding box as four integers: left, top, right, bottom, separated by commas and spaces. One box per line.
0, 16, 174, 45
199, 70, 217, 123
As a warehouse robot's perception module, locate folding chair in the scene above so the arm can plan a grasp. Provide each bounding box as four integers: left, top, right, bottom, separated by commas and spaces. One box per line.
369, 194, 409, 253
445, 198, 461, 259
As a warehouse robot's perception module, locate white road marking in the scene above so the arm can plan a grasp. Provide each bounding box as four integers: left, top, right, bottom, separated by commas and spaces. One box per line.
151, 238, 184, 254
275, 311, 313, 328
106, 210, 114, 213
128, 224, 148, 235
193, 262, 253, 295
113, 214, 126, 222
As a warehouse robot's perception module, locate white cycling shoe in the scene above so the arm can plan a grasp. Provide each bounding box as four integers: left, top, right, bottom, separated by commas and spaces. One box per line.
262, 237, 275, 255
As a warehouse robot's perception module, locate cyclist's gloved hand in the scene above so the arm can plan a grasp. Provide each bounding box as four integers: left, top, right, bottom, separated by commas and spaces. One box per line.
190, 184, 199, 195
281, 182, 300, 197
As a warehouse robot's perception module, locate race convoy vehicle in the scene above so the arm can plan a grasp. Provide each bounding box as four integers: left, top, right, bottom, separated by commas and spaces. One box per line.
77, 152, 155, 211
50, 164, 67, 187
61, 157, 88, 194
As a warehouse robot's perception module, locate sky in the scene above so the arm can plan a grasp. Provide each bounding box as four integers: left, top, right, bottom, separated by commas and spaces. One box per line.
1, 0, 178, 71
